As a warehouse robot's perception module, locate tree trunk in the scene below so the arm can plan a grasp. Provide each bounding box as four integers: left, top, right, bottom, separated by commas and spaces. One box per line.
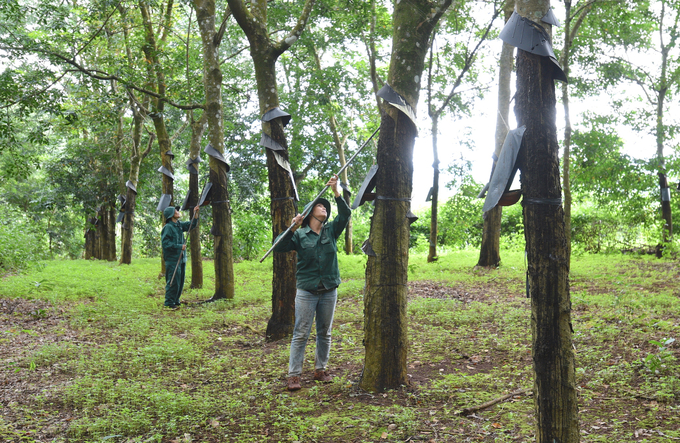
227, 0, 316, 340
477, 0, 515, 268
427, 115, 439, 263
514, 1, 579, 440
194, 0, 235, 300
361, 0, 451, 392
120, 102, 152, 265
656, 14, 672, 243
140, 0, 174, 276
188, 114, 207, 288
96, 205, 116, 261
84, 217, 97, 259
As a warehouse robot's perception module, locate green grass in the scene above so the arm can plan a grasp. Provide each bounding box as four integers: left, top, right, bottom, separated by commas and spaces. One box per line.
1, 251, 679, 442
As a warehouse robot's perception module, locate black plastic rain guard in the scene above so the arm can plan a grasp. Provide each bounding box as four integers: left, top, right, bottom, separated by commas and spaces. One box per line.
204, 143, 230, 172
158, 165, 175, 180
260, 133, 285, 151
352, 164, 378, 209
157, 193, 172, 211
262, 107, 292, 127
482, 126, 526, 213
376, 84, 418, 127
198, 182, 213, 206
499, 11, 567, 82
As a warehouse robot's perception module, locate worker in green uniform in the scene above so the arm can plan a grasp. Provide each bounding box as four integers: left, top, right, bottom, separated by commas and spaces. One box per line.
162, 205, 200, 310
273, 175, 351, 390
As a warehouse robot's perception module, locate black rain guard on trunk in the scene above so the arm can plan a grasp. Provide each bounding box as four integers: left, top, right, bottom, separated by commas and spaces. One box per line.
157, 193, 172, 211
377, 84, 418, 129
204, 143, 230, 172
425, 187, 434, 202
158, 165, 175, 180
180, 189, 192, 211
352, 164, 379, 209
198, 182, 213, 207
482, 126, 526, 213
260, 133, 285, 151
262, 107, 292, 127
185, 155, 202, 175
165, 150, 175, 158
499, 11, 567, 82
126, 180, 137, 193
542, 8, 561, 26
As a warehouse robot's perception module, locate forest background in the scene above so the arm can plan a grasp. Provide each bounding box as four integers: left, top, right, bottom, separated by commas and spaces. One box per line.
0, 0, 678, 271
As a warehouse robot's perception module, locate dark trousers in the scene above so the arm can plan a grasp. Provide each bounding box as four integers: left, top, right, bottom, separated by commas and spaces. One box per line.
164, 260, 186, 307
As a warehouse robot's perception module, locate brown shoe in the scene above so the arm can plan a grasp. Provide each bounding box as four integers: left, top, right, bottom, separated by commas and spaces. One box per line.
313, 369, 333, 383
287, 376, 301, 391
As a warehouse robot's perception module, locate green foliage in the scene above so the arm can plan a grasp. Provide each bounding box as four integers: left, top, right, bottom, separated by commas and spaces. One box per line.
639, 337, 677, 375
0, 213, 47, 272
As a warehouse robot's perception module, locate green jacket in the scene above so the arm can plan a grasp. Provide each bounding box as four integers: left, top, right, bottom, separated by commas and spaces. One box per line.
273, 196, 351, 291
162, 218, 198, 264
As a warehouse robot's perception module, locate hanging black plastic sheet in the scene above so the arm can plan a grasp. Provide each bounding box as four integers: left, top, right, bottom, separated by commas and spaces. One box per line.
260, 133, 285, 151
271, 150, 300, 201
352, 164, 378, 209
185, 155, 202, 175
377, 84, 418, 129
425, 187, 434, 202
157, 193, 172, 212
542, 8, 561, 26
204, 143, 230, 172
198, 182, 213, 207
262, 107, 292, 127
126, 180, 137, 194
482, 126, 526, 212
157, 165, 175, 180
180, 189, 192, 211
499, 11, 567, 82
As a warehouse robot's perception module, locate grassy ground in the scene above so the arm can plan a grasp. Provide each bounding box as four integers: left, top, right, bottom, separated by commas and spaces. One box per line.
1, 250, 679, 442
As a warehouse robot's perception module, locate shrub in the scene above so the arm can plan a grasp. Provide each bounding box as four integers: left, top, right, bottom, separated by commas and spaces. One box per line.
0, 214, 47, 272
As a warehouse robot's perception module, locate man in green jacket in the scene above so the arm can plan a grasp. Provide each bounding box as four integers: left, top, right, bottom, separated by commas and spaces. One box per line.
273, 175, 351, 391
162, 205, 200, 310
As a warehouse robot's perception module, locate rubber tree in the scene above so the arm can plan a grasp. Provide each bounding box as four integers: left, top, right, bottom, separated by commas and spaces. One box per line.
514, 0, 579, 440
139, 0, 176, 276
559, 0, 601, 262
426, 4, 501, 263
360, 0, 452, 393
187, 111, 207, 288
227, 0, 316, 340
477, 0, 515, 268
192, 0, 236, 300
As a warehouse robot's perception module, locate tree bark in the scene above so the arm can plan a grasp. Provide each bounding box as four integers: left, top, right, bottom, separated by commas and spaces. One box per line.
194, 0, 235, 300
514, 1, 579, 440
361, 0, 451, 392
656, 0, 673, 243
227, 0, 316, 340
84, 217, 97, 259
96, 205, 116, 261
188, 113, 207, 288
427, 114, 439, 263
140, 0, 174, 276
477, 0, 515, 268
120, 101, 153, 265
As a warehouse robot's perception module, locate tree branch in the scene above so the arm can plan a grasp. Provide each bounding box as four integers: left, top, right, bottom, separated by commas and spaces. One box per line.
272, 0, 316, 56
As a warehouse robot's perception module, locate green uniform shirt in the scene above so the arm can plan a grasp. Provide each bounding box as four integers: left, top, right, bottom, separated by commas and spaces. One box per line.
161, 218, 198, 264
273, 196, 351, 291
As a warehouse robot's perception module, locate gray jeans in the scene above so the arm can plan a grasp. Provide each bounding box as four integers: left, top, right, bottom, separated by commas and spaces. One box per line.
288, 288, 337, 377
